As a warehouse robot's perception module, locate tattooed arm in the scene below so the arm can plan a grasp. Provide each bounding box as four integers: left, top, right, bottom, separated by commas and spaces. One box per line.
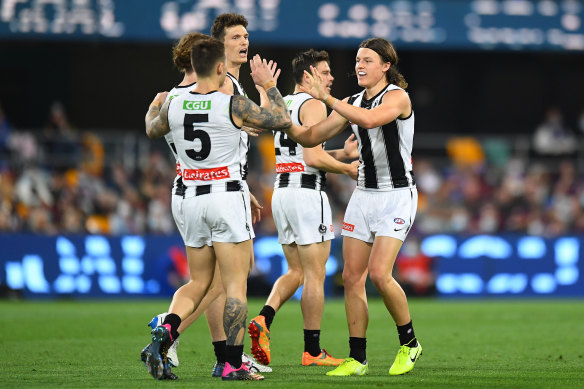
232, 86, 292, 131
145, 98, 171, 139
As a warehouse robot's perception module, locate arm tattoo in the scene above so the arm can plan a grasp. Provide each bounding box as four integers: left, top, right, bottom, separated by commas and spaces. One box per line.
232, 88, 292, 131
145, 101, 171, 138
223, 297, 248, 345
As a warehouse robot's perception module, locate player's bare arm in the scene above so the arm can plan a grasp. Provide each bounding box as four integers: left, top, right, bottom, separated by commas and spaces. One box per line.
145, 99, 171, 139
301, 65, 410, 129
297, 98, 358, 179
285, 108, 348, 148
232, 90, 291, 131
327, 133, 359, 160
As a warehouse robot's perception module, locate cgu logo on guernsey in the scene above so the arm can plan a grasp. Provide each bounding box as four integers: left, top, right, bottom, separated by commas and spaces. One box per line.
183, 166, 230, 181
183, 100, 211, 110
276, 162, 304, 173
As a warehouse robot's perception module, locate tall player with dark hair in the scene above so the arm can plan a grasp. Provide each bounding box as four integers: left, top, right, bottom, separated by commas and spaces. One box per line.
248, 49, 358, 368
144, 13, 272, 377
144, 38, 291, 381
287, 38, 422, 377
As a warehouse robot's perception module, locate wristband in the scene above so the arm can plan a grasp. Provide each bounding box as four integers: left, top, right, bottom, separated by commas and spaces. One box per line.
263, 80, 276, 90
331, 98, 339, 109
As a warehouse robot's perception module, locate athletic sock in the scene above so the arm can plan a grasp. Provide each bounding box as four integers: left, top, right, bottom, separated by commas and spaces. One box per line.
397, 320, 418, 347
226, 345, 244, 369
212, 340, 227, 363
162, 313, 181, 341
303, 329, 321, 357
349, 337, 367, 363
259, 305, 276, 330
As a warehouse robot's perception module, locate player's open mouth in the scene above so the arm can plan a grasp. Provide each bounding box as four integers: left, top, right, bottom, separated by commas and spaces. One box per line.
239, 49, 248, 56
357, 71, 366, 77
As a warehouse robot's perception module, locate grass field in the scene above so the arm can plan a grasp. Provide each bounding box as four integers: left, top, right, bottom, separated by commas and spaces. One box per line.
1, 298, 583, 388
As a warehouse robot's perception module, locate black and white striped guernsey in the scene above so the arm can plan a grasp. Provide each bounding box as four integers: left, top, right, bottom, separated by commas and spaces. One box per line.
273, 92, 326, 191
226, 72, 250, 181
164, 82, 196, 196
348, 84, 415, 190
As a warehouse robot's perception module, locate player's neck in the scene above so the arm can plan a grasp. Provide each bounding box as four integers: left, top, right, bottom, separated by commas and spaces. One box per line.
226, 61, 241, 80
179, 71, 197, 86
192, 77, 220, 94
364, 80, 389, 100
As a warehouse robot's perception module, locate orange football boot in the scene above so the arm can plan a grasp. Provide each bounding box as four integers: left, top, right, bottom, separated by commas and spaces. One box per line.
302, 349, 344, 366
248, 315, 271, 365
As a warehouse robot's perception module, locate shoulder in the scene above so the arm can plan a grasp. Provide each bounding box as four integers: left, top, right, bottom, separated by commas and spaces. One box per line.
381, 87, 409, 104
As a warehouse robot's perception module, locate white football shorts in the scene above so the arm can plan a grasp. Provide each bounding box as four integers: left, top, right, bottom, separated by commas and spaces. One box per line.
182, 189, 253, 248
271, 187, 334, 245
341, 187, 418, 243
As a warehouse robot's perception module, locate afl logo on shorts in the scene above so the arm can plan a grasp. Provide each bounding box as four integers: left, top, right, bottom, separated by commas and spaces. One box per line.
394, 218, 405, 225
318, 224, 327, 234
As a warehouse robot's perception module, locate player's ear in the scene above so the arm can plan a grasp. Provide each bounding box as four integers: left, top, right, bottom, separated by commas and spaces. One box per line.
217, 61, 224, 76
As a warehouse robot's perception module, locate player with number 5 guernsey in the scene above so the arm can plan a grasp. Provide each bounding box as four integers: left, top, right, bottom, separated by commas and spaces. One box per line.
144, 37, 291, 382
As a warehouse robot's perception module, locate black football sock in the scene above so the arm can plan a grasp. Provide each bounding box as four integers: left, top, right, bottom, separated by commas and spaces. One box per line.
212, 340, 227, 363
226, 345, 244, 369
304, 329, 321, 357
397, 320, 418, 347
162, 313, 181, 341
259, 305, 276, 330
349, 337, 367, 363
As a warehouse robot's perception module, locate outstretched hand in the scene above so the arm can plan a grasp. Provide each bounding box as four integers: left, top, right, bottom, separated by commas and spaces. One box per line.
347, 160, 360, 180
298, 65, 326, 100
344, 133, 359, 159
250, 54, 278, 88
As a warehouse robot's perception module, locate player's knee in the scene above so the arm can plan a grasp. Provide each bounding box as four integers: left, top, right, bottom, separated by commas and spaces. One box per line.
289, 268, 304, 288
342, 267, 363, 288
369, 268, 393, 290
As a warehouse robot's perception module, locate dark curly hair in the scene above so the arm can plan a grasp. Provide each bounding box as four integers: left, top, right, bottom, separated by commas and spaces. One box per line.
291, 49, 330, 85
172, 32, 208, 73
211, 13, 248, 42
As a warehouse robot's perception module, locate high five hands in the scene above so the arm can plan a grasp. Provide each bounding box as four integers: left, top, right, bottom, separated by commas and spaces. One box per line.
298, 65, 326, 100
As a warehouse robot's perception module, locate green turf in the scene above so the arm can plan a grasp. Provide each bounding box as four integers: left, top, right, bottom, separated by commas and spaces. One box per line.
0, 298, 582, 388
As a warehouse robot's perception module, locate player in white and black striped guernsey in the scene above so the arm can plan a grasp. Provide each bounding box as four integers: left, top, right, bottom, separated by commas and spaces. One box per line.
248, 49, 358, 368
143, 32, 206, 379
144, 14, 272, 379
145, 38, 291, 382
287, 38, 422, 377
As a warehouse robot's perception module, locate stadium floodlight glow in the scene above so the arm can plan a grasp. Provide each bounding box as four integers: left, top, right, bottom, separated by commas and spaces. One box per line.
122, 236, 146, 257
123, 276, 144, 293
57, 236, 76, 257
517, 237, 546, 259
436, 274, 458, 294
531, 273, 556, 294
420, 235, 457, 258
6, 262, 25, 290
459, 235, 513, 259
98, 275, 121, 294
554, 238, 579, 266
555, 267, 579, 286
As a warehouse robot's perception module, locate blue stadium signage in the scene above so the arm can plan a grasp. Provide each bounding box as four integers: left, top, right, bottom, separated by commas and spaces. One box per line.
0, 0, 583, 51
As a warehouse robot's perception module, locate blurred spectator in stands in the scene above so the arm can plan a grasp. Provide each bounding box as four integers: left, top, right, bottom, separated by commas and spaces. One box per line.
395, 236, 435, 296
44, 101, 80, 170
446, 136, 485, 170
532, 107, 576, 155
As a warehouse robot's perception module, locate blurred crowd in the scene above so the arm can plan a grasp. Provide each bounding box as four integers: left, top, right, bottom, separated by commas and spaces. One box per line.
1, 102, 584, 237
